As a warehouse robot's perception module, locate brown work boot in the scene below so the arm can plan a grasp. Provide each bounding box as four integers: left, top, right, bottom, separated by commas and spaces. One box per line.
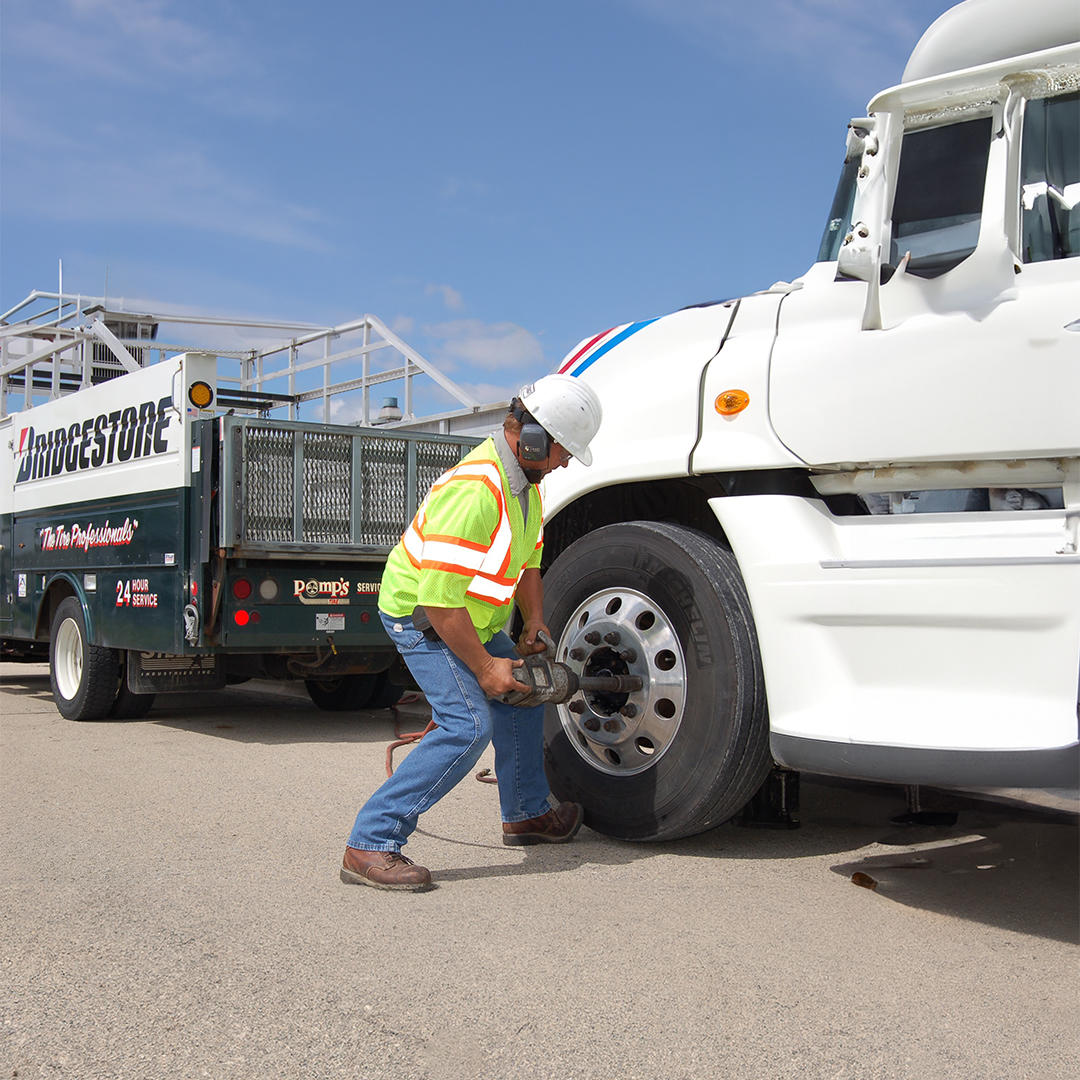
340, 847, 433, 891
502, 802, 584, 846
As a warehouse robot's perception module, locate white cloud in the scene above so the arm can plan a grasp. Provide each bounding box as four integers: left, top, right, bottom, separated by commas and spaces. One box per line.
460, 380, 526, 404
390, 315, 416, 336
440, 177, 491, 202
4, 0, 284, 119
423, 319, 545, 373
2, 114, 327, 250
622, 0, 931, 98
425, 283, 465, 311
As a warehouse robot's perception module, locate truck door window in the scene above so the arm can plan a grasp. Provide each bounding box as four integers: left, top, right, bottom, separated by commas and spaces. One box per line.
1020, 91, 1080, 263
889, 116, 992, 278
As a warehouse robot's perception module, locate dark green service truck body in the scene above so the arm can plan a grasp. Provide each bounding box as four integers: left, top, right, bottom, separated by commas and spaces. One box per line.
0, 352, 478, 716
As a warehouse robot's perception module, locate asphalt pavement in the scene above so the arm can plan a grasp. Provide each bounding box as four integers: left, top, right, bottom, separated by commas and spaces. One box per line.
2, 663, 1078, 1080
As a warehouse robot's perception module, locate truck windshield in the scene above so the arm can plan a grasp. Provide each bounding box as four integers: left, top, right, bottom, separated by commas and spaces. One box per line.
817, 158, 859, 263
1021, 90, 1080, 263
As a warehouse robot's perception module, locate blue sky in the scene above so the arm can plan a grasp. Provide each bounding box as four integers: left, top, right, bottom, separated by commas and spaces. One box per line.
1, 0, 958, 416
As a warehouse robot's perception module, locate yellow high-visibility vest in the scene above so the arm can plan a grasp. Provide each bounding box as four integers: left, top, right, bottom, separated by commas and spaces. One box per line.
378, 438, 543, 642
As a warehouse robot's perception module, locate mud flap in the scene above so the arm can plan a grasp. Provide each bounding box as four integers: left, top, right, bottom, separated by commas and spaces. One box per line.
126, 650, 227, 694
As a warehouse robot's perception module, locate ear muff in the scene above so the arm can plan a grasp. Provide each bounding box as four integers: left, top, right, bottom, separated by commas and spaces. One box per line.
512, 401, 551, 462
518, 422, 550, 462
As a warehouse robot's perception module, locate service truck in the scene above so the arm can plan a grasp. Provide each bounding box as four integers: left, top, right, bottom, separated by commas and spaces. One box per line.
537, 0, 1080, 839
0, 306, 482, 719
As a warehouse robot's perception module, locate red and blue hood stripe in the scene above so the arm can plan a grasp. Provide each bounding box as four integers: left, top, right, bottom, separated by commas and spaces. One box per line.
557, 318, 659, 377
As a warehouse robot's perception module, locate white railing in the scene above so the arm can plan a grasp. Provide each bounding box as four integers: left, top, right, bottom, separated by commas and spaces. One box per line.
1, 290, 506, 435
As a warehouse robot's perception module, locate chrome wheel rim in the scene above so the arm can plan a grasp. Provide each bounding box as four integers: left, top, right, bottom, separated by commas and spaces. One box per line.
54, 616, 84, 701
555, 587, 686, 776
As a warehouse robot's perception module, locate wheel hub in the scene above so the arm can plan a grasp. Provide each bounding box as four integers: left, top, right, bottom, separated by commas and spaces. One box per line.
555, 587, 686, 776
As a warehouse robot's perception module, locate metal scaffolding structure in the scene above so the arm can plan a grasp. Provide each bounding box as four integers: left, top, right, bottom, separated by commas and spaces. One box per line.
0, 290, 509, 437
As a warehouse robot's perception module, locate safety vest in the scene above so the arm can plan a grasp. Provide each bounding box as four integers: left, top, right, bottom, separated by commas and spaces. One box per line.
378, 438, 543, 641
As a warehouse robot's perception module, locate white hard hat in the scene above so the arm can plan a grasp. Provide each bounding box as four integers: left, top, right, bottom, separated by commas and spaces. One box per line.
518, 374, 603, 466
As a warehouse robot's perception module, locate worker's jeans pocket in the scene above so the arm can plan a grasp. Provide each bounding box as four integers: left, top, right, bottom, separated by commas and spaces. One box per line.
380, 612, 425, 652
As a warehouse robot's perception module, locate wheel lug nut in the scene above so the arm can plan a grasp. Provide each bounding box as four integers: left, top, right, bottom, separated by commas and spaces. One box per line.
569, 647, 585, 661
583, 717, 601, 731
620, 704, 637, 718
603, 718, 622, 733
603, 631, 621, 645
568, 700, 586, 714
619, 648, 637, 663
583, 631, 601, 645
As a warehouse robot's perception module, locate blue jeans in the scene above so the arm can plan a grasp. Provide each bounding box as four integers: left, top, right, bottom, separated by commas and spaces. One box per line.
346, 612, 553, 852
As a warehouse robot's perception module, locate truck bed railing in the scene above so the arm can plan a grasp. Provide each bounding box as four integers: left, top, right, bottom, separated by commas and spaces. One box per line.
1, 290, 509, 437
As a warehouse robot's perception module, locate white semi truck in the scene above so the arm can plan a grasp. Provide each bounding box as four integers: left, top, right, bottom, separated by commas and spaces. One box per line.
538, 0, 1080, 839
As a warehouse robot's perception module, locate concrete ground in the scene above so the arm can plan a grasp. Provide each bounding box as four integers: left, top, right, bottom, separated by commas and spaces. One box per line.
2, 662, 1077, 1080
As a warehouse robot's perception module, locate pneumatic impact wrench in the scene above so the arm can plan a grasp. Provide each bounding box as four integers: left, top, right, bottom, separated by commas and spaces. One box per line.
498, 629, 642, 707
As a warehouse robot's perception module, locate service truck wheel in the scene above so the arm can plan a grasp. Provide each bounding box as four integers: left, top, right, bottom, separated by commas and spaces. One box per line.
543, 522, 771, 841
49, 596, 122, 722
305, 674, 378, 711
366, 671, 405, 710
109, 663, 156, 719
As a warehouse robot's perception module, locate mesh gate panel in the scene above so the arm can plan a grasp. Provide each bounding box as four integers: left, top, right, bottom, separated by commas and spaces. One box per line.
416, 441, 463, 505
235, 422, 475, 549
244, 427, 294, 542
302, 431, 352, 543
357, 436, 409, 547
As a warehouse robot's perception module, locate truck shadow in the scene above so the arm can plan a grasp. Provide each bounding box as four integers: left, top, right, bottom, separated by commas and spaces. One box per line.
147, 682, 420, 746
428, 779, 1079, 945
0, 669, 53, 700
36, 676, 1075, 943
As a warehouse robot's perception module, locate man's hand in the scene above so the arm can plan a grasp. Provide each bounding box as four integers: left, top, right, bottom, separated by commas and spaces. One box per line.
424, 605, 528, 698
476, 654, 528, 697
517, 619, 554, 657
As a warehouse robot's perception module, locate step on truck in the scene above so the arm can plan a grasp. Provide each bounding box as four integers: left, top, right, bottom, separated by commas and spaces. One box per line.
538, 0, 1080, 839
0, 303, 484, 719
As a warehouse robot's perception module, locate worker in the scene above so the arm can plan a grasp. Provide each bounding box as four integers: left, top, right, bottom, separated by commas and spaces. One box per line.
342, 374, 603, 891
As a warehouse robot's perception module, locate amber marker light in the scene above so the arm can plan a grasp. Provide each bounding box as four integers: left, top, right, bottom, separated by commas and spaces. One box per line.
715, 389, 750, 416
188, 380, 214, 408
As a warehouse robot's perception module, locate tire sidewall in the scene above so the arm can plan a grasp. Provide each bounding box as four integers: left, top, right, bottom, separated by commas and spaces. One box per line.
543, 522, 763, 839
49, 595, 118, 721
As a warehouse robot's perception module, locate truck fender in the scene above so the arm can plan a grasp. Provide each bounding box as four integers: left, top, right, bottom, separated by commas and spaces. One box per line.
36, 573, 91, 643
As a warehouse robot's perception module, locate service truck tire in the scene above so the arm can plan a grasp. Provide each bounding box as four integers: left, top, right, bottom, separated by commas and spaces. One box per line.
49, 596, 122, 722
109, 665, 156, 719
305, 674, 378, 711
542, 522, 771, 841
366, 670, 405, 710
306, 671, 404, 711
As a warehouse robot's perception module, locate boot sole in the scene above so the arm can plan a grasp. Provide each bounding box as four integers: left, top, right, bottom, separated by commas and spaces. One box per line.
340, 866, 434, 891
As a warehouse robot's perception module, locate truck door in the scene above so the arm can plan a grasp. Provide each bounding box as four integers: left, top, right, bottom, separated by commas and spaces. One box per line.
755, 90, 1080, 762
769, 94, 1080, 467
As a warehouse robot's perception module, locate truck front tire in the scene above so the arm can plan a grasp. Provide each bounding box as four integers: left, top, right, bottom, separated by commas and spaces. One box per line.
542, 522, 771, 841
49, 596, 122, 722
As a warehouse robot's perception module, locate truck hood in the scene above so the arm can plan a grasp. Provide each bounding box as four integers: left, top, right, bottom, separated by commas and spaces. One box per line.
541, 301, 740, 517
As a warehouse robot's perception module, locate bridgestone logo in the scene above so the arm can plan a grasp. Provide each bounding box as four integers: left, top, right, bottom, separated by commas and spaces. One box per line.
15, 395, 171, 484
